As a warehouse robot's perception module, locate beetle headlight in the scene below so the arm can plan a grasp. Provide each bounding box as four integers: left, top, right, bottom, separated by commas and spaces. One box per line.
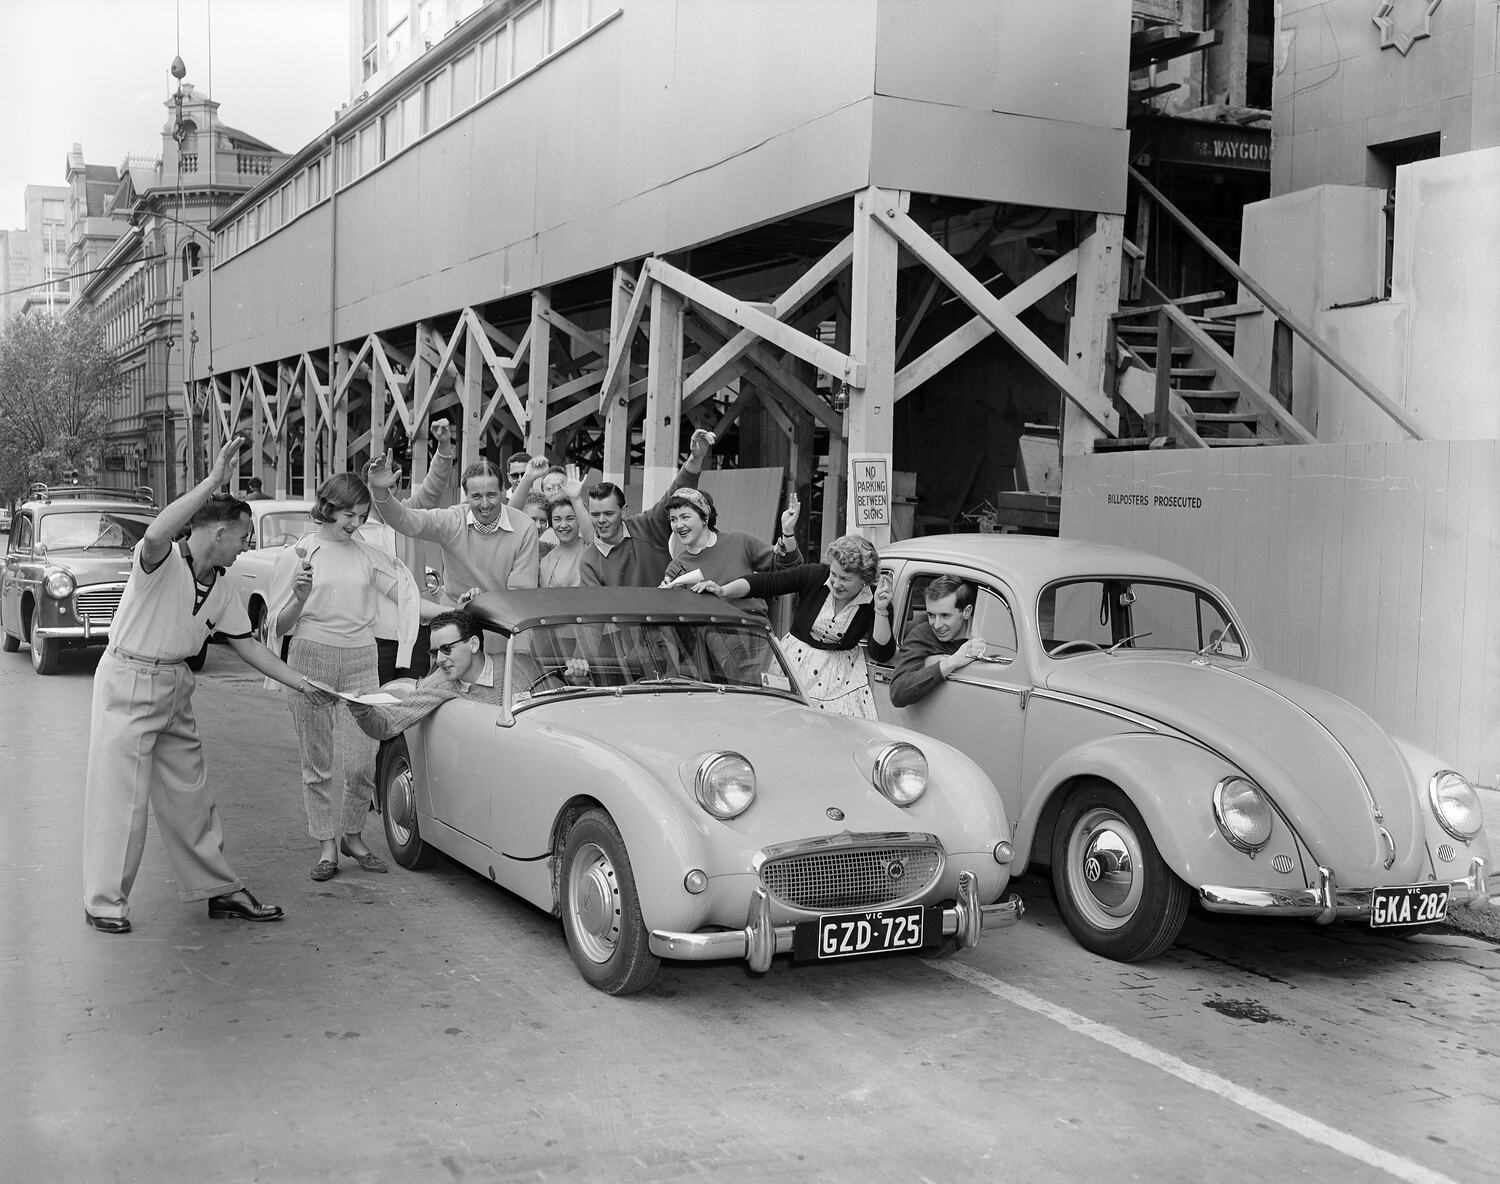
1429, 770, 1482, 841
1214, 776, 1273, 853
44, 570, 76, 599
873, 742, 928, 806
695, 751, 755, 820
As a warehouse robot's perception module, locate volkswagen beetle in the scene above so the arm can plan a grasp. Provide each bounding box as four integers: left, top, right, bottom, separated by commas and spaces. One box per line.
375, 587, 1023, 995
868, 535, 1496, 961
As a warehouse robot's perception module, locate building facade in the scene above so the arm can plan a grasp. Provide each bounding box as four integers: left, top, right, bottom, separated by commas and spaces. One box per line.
66, 84, 288, 501
0, 185, 71, 328
351, 0, 488, 99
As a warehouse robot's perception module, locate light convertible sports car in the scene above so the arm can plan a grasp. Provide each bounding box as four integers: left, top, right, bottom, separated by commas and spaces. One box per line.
868, 535, 1497, 962
375, 587, 1024, 995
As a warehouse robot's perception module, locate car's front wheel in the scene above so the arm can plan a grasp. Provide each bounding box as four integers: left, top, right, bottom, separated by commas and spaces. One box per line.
379, 736, 436, 870
30, 629, 59, 675
560, 809, 660, 995
1051, 783, 1190, 962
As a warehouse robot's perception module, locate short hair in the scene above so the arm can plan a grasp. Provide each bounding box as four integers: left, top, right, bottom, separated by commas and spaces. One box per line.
428, 608, 478, 642
544, 465, 567, 479
587, 481, 627, 509
505, 451, 531, 474
666, 486, 717, 530
190, 492, 252, 529
546, 493, 576, 524
460, 459, 503, 492
311, 472, 372, 523
522, 491, 548, 512
245, 476, 263, 491
824, 534, 880, 586
925, 574, 975, 610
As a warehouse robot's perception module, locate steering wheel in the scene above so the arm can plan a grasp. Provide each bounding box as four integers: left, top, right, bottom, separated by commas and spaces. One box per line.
1050, 640, 1104, 657
525, 667, 570, 694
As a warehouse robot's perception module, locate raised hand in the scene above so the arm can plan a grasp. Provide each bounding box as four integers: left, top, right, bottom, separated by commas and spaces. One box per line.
689, 428, 716, 465
780, 490, 801, 538
431, 419, 454, 455
873, 573, 894, 615
209, 435, 247, 486
525, 455, 550, 478
366, 449, 401, 490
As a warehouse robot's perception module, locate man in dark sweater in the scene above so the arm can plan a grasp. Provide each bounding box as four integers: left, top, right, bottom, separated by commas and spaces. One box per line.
889, 576, 989, 708
579, 428, 714, 588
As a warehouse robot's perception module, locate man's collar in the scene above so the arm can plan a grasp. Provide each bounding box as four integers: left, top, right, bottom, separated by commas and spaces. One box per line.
591, 523, 632, 556
465, 506, 514, 532
457, 653, 496, 692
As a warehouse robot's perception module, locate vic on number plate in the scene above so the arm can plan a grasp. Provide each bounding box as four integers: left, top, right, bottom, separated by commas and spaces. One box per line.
817, 906, 924, 959
1370, 884, 1449, 928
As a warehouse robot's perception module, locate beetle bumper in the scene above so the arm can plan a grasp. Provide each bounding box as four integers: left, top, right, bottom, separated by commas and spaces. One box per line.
1199, 857, 1498, 924
648, 870, 1025, 972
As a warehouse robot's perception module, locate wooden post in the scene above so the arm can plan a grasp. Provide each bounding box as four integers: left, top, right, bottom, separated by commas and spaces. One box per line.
1153, 309, 1173, 438
846, 187, 903, 546
1063, 213, 1124, 457
250, 371, 266, 495
461, 318, 482, 469
302, 363, 319, 496
274, 363, 291, 497
528, 289, 552, 459
642, 281, 684, 506
369, 348, 387, 473
333, 346, 350, 475
411, 323, 433, 487
602, 266, 634, 485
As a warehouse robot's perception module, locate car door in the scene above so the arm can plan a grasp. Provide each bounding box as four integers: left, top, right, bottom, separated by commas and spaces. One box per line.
420, 696, 500, 852
1, 513, 36, 635
868, 565, 1028, 824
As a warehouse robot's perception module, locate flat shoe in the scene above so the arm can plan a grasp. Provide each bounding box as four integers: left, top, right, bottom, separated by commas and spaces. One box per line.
310, 859, 339, 881
339, 839, 388, 873
85, 911, 131, 934
207, 888, 284, 922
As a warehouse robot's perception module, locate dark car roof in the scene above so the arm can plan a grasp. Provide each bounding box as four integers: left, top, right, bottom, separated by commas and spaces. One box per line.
468, 587, 766, 632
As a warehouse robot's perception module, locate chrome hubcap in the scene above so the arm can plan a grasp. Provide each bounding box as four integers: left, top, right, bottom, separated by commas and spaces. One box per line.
386, 761, 415, 846
568, 841, 621, 964
1067, 808, 1144, 931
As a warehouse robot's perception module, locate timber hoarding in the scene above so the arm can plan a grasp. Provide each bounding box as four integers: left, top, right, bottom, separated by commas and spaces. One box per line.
1064, 442, 1500, 789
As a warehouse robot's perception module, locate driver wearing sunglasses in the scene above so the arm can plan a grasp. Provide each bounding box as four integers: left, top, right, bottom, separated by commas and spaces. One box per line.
345, 609, 503, 741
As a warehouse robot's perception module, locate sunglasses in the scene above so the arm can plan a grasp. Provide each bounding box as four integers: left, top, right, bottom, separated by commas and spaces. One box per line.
428, 639, 471, 660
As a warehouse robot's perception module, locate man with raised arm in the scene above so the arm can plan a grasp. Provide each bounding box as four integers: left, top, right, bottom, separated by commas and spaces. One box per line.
579, 428, 715, 588
82, 436, 336, 934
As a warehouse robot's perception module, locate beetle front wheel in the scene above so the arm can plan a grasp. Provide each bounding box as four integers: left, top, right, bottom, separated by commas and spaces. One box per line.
1051, 784, 1189, 962
560, 809, 660, 995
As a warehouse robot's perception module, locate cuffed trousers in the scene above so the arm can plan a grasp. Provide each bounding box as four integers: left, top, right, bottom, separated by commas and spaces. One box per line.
286, 638, 379, 840
82, 652, 243, 919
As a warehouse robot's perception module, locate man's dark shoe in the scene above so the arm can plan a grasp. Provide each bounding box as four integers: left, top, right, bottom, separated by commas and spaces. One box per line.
207, 889, 284, 922
84, 912, 131, 934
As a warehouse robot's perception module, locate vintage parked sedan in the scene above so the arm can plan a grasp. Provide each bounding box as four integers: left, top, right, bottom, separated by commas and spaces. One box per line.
375, 587, 1024, 995
0, 485, 158, 674
869, 535, 1496, 962
218, 499, 316, 637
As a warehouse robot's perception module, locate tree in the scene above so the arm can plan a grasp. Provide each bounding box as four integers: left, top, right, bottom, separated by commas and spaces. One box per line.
0, 312, 120, 504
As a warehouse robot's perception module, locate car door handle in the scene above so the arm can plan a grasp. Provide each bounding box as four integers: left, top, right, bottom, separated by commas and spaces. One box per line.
871, 669, 891, 684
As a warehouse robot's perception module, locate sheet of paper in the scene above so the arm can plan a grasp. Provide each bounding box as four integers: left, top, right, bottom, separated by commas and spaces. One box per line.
304, 677, 401, 706
664, 568, 705, 589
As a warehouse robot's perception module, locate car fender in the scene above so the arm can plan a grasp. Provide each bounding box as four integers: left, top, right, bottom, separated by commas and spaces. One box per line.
1391, 737, 1495, 866
1020, 731, 1256, 890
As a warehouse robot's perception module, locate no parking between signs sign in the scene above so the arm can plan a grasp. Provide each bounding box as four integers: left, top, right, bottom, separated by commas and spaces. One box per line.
850, 454, 892, 529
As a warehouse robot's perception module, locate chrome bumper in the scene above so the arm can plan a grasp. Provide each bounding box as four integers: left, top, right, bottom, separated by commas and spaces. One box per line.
1199, 857, 1498, 924
648, 870, 1025, 972
34, 623, 111, 643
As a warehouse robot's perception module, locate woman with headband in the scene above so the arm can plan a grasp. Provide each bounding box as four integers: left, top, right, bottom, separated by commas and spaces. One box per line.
657, 487, 800, 615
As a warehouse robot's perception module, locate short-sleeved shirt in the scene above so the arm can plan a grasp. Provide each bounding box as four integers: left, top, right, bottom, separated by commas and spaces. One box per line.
110, 540, 252, 661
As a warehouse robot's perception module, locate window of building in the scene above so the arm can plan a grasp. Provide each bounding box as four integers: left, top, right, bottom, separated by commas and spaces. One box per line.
42, 198, 64, 221
362, 46, 380, 83
308, 158, 323, 202
387, 15, 409, 64
451, 50, 477, 112
514, 2, 545, 71
359, 121, 381, 171
337, 136, 358, 187
182, 242, 202, 279
422, 70, 450, 132
550, 0, 588, 48
418, 0, 436, 40
402, 92, 422, 145
382, 108, 402, 159
1368, 133, 1440, 298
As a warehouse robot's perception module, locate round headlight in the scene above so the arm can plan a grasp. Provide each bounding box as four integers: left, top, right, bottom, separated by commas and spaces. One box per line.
1429, 770, 1482, 841
695, 752, 755, 820
1214, 776, 1273, 853
44, 570, 76, 599
873, 742, 928, 806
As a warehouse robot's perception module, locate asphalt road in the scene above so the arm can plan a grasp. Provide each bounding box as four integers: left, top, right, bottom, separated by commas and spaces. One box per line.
2, 642, 1498, 1184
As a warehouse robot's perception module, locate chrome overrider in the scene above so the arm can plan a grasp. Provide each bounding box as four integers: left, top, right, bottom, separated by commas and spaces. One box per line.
648, 871, 1025, 971
1199, 857, 1499, 923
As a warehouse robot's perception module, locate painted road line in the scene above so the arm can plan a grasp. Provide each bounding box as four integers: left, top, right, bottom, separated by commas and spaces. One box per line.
929, 959, 1462, 1184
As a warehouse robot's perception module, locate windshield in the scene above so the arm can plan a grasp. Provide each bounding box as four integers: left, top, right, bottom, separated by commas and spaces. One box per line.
37, 510, 154, 551
1038, 578, 1246, 659
255, 511, 314, 548
504, 618, 798, 704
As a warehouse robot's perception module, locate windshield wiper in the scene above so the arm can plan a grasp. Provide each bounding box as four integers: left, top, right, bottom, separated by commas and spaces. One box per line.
1106, 631, 1153, 654
636, 676, 725, 692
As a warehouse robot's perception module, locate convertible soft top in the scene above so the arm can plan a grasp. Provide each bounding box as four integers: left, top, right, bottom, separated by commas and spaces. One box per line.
467, 586, 767, 632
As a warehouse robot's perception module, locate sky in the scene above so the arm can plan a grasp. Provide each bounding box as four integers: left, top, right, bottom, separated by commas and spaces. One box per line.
0, 0, 350, 228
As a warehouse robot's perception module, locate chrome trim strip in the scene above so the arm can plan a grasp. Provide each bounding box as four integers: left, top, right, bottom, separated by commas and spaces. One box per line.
1026, 689, 1161, 731
648, 892, 1025, 965
1199, 864, 1494, 919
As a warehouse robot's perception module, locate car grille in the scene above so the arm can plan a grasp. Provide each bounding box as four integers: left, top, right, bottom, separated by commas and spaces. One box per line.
758, 835, 944, 911
75, 586, 124, 622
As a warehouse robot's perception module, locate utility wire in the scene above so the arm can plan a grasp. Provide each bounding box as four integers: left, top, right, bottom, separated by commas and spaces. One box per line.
0, 254, 166, 300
